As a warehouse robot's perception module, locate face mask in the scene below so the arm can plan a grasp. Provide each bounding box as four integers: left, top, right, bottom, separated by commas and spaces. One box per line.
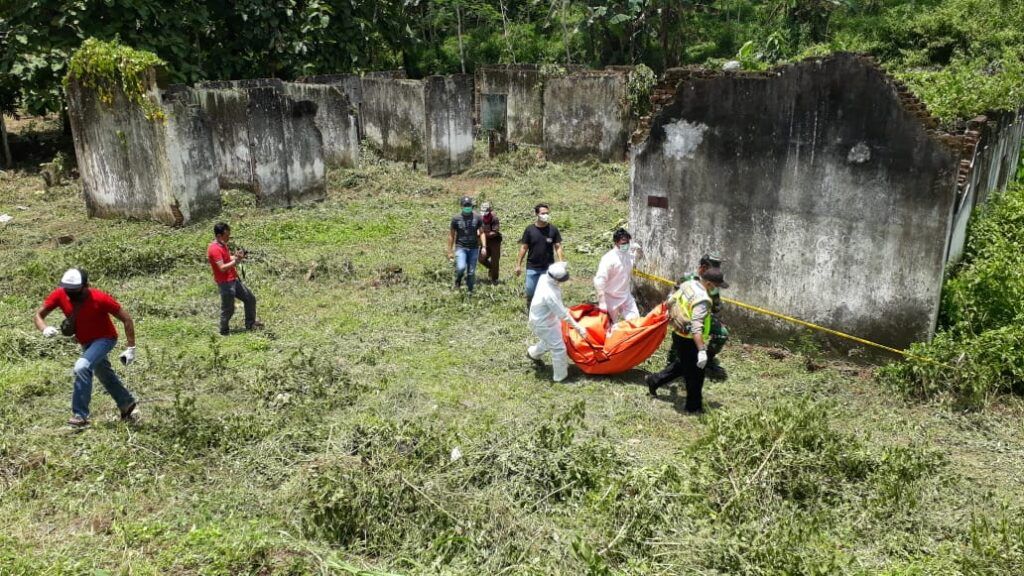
538, 213, 550, 223
67, 289, 86, 301
462, 207, 473, 215
618, 243, 630, 253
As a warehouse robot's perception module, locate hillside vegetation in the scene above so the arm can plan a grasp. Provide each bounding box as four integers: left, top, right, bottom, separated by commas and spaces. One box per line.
2, 145, 1024, 574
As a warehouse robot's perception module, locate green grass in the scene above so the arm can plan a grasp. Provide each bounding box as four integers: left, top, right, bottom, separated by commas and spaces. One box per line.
2, 148, 1024, 574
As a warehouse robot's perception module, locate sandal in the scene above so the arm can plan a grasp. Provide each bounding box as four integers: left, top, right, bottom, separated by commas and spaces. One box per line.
68, 416, 90, 428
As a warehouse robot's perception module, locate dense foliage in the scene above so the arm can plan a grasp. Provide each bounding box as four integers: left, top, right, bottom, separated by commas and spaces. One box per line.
880, 177, 1024, 407
2, 0, 1023, 122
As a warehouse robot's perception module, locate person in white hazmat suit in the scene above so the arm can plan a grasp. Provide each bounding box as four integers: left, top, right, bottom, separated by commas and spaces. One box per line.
594, 228, 640, 328
527, 261, 588, 382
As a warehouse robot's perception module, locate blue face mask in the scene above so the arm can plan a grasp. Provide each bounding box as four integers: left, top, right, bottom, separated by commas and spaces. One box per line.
618, 243, 630, 253
462, 207, 473, 215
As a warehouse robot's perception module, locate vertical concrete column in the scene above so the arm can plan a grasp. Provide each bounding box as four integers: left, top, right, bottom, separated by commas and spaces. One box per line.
65, 70, 220, 225
424, 74, 474, 176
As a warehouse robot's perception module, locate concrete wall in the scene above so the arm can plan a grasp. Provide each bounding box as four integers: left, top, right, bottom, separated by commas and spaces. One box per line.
946, 109, 1024, 263
192, 87, 252, 189
543, 71, 630, 162
284, 82, 360, 168
360, 78, 426, 163
424, 74, 474, 176
192, 80, 326, 206
66, 73, 220, 225
629, 53, 960, 349
296, 70, 406, 109
476, 65, 545, 146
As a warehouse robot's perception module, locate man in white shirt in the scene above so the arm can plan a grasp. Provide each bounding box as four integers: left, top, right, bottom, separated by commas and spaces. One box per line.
594, 228, 640, 327
527, 262, 588, 382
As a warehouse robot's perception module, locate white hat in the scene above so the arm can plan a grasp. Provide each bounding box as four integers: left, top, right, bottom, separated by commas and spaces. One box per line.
60, 268, 84, 289
547, 262, 569, 281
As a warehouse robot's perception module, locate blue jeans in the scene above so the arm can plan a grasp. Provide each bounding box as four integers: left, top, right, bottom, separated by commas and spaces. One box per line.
525, 267, 548, 305
72, 338, 135, 419
454, 247, 480, 292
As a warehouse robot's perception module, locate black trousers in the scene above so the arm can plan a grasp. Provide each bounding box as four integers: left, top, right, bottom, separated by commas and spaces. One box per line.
650, 332, 705, 412
218, 279, 257, 334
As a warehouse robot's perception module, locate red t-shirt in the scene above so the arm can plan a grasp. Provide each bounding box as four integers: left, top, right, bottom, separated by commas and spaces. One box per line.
43, 288, 121, 345
207, 240, 237, 284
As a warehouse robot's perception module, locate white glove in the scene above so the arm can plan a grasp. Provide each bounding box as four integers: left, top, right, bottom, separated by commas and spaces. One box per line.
119, 346, 136, 366
42, 326, 59, 338
696, 350, 708, 369
576, 326, 588, 340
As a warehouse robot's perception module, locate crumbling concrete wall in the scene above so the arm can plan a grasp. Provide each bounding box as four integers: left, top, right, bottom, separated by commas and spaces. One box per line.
543, 71, 630, 162
360, 78, 426, 163
284, 83, 360, 168
192, 79, 326, 206
629, 53, 960, 349
476, 65, 545, 146
296, 70, 406, 110
424, 74, 474, 176
946, 109, 1024, 263
66, 73, 220, 225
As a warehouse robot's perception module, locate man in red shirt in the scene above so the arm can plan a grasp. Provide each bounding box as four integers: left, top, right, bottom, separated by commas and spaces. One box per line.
208, 222, 260, 336
34, 268, 138, 428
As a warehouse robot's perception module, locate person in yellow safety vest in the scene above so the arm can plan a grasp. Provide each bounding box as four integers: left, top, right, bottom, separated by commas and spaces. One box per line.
674, 252, 729, 381
646, 267, 728, 413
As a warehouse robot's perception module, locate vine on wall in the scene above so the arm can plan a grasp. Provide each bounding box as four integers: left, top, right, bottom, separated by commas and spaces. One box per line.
64, 38, 166, 122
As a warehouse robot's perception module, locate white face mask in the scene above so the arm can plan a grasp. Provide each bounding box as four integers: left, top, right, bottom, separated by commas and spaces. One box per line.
618, 243, 630, 253
538, 213, 550, 223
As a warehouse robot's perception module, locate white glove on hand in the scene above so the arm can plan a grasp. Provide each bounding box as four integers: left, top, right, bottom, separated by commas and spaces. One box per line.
696, 350, 708, 369
42, 326, 59, 338
119, 346, 136, 366
576, 326, 589, 340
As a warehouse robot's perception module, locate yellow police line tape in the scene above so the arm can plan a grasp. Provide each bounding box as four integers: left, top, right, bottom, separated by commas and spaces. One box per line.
632, 268, 945, 366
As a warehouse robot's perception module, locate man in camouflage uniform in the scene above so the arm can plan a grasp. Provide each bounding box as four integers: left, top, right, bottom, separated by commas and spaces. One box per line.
671, 252, 730, 381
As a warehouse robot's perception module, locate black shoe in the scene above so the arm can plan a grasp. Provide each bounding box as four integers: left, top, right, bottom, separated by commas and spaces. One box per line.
706, 359, 728, 382
645, 374, 659, 397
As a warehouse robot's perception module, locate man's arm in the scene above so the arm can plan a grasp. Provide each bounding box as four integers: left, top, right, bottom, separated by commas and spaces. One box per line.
447, 229, 456, 258
33, 305, 54, 332
214, 251, 242, 272
554, 243, 564, 262
691, 302, 709, 351
515, 243, 528, 275
479, 227, 487, 255
114, 308, 136, 347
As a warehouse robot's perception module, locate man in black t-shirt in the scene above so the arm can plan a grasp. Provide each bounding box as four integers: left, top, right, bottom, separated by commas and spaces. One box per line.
515, 203, 564, 306
447, 195, 487, 294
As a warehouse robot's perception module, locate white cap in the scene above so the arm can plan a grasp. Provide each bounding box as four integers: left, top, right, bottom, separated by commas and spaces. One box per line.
60, 268, 83, 289
547, 262, 569, 281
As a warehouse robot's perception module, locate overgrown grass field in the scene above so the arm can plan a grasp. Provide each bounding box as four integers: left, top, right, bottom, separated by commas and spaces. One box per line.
2, 146, 1024, 574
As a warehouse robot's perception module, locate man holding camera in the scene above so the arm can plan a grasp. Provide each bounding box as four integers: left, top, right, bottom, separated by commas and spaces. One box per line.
208, 222, 261, 336
34, 268, 138, 428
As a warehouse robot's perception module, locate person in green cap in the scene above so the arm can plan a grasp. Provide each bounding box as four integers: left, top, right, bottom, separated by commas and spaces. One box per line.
672, 252, 730, 381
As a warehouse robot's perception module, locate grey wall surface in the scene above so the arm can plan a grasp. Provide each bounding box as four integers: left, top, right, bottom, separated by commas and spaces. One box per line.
629, 53, 959, 349
284, 83, 360, 168
361, 78, 426, 163
946, 109, 1024, 263
192, 80, 326, 207
66, 74, 220, 225
543, 72, 630, 162
192, 87, 252, 189
424, 74, 474, 176
476, 65, 545, 146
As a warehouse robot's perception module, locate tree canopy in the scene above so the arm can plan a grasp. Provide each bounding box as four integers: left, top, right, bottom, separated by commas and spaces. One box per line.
1, 0, 1023, 123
